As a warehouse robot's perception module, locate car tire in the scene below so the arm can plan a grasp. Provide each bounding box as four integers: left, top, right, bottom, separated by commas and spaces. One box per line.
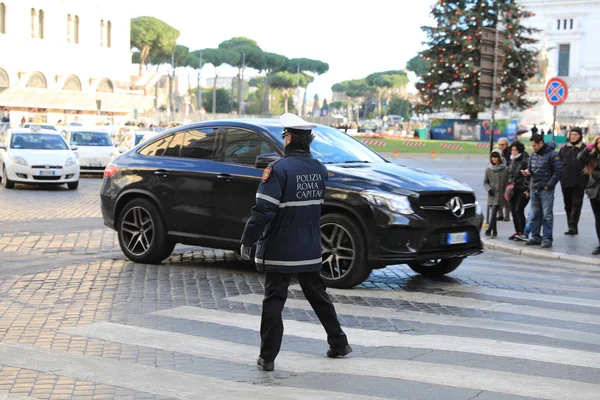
117, 198, 175, 264
2, 165, 14, 189
320, 213, 371, 289
407, 258, 464, 276
67, 181, 79, 190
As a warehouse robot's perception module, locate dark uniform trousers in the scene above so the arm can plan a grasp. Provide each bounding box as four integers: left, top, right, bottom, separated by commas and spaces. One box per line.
260, 271, 348, 362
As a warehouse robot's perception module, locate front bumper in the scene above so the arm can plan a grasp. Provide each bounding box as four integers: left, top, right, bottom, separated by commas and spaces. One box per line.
6, 164, 80, 183
78, 156, 111, 173
367, 207, 484, 264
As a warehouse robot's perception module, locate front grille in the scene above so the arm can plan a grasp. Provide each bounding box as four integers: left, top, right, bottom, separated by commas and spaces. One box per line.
413, 193, 476, 222
32, 176, 61, 181
80, 166, 105, 170
31, 165, 63, 169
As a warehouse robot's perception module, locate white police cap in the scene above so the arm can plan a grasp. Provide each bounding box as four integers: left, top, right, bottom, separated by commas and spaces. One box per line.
280, 113, 316, 132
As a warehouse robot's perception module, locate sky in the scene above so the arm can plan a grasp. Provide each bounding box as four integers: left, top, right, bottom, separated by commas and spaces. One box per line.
117, 0, 436, 100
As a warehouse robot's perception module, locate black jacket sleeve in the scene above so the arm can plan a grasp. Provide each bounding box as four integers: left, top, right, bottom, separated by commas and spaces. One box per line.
240, 163, 283, 246
546, 151, 562, 190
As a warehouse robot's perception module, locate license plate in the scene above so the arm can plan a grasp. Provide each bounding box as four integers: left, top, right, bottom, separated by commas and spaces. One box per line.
39, 170, 56, 176
87, 162, 103, 167
447, 232, 468, 245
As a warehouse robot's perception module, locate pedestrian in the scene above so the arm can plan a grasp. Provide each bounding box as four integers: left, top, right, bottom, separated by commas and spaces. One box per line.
507, 141, 530, 241
484, 149, 509, 238
496, 138, 512, 221
522, 134, 562, 248
558, 127, 588, 235
531, 124, 539, 135
578, 136, 600, 255
240, 113, 352, 372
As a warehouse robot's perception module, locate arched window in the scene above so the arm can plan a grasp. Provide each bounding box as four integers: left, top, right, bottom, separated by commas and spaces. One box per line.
106, 21, 112, 48
100, 19, 105, 47
0, 68, 9, 88
67, 14, 72, 42
0, 3, 6, 34
30, 8, 37, 38
63, 75, 82, 91
74, 15, 79, 43
38, 9, 44, 39
26, 72, 47, 89
97, 78, 114, 93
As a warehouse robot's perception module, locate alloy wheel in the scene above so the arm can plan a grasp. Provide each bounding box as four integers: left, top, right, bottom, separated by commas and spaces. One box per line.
120, 206, 154, 256
321, 223, 356, 280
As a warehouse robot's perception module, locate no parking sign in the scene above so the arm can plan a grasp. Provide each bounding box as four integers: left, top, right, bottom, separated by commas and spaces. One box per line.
545, 77, 569, 139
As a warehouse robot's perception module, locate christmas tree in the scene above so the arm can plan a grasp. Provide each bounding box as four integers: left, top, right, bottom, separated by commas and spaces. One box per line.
415, 0, 539, 119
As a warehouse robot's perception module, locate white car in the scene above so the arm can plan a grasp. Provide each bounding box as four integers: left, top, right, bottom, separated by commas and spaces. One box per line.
23, 123, 58, 132
65, 128, 115, 174
111, 130, 159, 161
0, 126, 80, 190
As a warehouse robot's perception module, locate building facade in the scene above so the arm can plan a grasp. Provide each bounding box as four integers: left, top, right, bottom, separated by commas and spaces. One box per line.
519, 0, 600, 131
0, 0, 153, 126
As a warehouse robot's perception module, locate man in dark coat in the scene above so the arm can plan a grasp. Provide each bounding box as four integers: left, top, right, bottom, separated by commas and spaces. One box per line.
558, 127, 588, 235
240, 113, 351, 372
523, 134, 562, 247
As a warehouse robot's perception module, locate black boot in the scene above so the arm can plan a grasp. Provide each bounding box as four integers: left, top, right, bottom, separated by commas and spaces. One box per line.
593, 247, 600, 256
257, 356, 274, 371
327, 345, 353, 358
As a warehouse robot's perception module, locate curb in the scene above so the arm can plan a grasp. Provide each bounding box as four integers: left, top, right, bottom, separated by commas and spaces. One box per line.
483, 240, 599, 266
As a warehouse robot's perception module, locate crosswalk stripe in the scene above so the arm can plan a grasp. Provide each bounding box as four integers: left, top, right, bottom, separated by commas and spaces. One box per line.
458, 263, 600, 288
62, 321, 600, 400
0, 342, 380, 400
398, 283, 600, 308
226, 293, 600, 346
152, 306, 600, 369
296, 286, 600, 326
0, 395, 36, 400
476, 257, 598, 274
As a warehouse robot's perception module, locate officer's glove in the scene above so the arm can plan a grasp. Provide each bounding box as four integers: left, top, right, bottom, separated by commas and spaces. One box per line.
240, 244, 253, 261
488, 189, 495, 196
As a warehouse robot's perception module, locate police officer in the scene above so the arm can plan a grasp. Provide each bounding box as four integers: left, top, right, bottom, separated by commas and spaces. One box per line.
240, 113, 352, 372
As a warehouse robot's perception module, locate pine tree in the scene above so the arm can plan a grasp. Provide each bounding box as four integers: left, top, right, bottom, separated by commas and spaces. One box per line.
415, 0, 539, 119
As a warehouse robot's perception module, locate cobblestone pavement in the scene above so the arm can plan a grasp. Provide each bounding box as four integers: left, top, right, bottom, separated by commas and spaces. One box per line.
0, 178, 599, 399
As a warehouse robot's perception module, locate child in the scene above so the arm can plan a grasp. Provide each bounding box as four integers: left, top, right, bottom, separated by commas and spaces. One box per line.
484, 149, 509, 238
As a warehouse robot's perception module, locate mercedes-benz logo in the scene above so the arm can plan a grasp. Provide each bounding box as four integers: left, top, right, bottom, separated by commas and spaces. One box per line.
447, 196, 465, 217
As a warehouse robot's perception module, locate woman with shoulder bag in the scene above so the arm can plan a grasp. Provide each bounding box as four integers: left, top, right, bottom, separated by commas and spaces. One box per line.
578, 136, 600, 255
484, 149, 509, 238
507, 141, 530, 241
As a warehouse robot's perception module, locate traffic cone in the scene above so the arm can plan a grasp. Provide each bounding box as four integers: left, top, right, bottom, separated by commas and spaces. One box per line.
432, 151, 436, 157
393, 150, 399, 157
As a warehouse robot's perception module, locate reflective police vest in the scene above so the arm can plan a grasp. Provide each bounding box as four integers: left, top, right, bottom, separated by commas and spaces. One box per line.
241, 151, 327, 273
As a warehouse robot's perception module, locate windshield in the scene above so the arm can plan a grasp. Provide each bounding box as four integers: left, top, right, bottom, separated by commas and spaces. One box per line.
10, 133, 69, 150
267, 125, 385, 164
70, 131, 113, 146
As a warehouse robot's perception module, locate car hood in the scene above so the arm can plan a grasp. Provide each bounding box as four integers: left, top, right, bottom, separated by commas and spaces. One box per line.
326, 162, 473, 195
9, 149, 75, 165
75, 145, 114, 158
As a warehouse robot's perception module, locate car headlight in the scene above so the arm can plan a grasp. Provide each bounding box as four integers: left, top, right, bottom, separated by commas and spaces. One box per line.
475, 200, 483, 215
65, 157, 77, 167
361, 190, 414, 215
11, 156, 28, 166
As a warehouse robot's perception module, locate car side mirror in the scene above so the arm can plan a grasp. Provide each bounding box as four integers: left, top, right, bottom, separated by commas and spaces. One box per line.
255, 153, 281, 169
71, 145, 78, 151
117, 146, 127, 154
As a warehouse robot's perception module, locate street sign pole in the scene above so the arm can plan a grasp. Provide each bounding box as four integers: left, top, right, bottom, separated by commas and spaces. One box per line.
489, 23, 500, 153
552, 105, 557, 141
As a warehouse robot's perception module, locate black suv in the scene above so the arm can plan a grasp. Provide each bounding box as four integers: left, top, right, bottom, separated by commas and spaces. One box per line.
101, 120, 483, 288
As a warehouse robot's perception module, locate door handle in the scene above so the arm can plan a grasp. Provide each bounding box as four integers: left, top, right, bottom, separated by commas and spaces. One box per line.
217, 173, 233, 181
154, 169, 169, 176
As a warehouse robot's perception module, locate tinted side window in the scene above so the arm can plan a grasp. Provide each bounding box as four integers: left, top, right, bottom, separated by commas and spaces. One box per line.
163, 132, 184, 157
139, 134, 173, 157
180, 129, 216, 160
220, 128, 277, 166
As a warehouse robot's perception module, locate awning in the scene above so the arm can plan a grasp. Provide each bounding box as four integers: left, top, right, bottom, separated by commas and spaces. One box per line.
0, 87, 155, 113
